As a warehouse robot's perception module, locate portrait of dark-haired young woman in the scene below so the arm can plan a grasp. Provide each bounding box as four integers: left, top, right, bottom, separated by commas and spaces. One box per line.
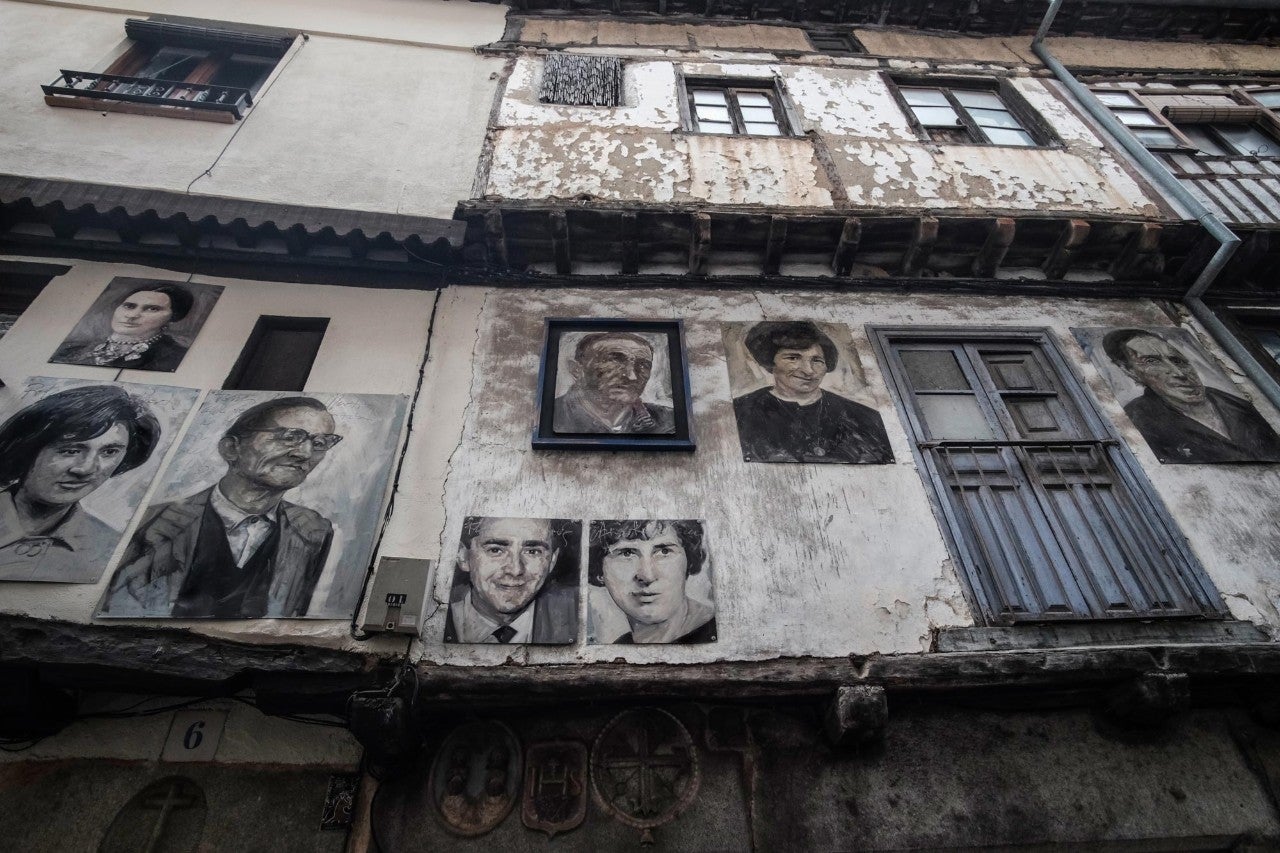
0, 384, 161, 583
724, 321, 894, 464
50, 278, 223, 372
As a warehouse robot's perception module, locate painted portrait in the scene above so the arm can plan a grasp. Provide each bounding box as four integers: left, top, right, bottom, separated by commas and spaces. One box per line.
533, 319, 695, 451
98, 390, 408, 619
723, 321, 894, 464
0, 378, 199, 584
443, 516, 582, 645
587, 519, 716, 645
49, 277, 223, 372
1074, 326, 1280, 464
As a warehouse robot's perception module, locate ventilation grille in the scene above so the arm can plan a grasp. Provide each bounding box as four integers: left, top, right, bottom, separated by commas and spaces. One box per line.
539, 54, 623, 107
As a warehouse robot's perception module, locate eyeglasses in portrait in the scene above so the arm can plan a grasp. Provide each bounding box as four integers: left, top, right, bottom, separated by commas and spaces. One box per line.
722, 320, 894, 464
587, 519, 716, 645
443, 516, 583, 645
533, 319, 695, 451
1073, 326, 1280, 464
97, 389, 408, 619
0, 378, 199, 584
49, 277, 224, 373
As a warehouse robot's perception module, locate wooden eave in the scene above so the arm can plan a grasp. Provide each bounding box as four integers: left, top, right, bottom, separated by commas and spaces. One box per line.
485, 0, 1280, 44
457, 200, 1280, 299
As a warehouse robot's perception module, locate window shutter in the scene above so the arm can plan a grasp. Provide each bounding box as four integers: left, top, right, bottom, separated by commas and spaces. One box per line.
125, 16, 298, 58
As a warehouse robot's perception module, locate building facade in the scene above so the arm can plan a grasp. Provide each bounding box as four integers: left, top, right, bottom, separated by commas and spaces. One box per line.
2, 0, 1280, 850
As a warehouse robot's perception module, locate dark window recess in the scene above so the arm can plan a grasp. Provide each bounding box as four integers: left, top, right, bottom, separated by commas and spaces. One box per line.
0, 263, 64, 341
539, 54, 623, 107
224, 317, 328, 392
686, 79, 790, 136
877, 330, 1221, 625
806, 28, 862, 55
42, 15, 297, 120
1240, 317, 1280, 367
895, 82, 1042, 146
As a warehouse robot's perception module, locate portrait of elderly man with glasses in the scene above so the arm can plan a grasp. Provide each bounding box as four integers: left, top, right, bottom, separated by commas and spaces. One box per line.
104, 396, 341, 618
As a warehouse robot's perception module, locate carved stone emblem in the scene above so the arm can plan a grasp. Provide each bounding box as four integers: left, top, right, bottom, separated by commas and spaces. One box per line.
428, 721, 522, 837
590, 708, 700, 840
521, 740, 588, 837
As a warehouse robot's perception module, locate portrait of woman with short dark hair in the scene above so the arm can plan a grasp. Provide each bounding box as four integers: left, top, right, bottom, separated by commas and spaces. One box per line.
723, 321, 894, 464
0, 383, 169, 583
50, 277, 223, 372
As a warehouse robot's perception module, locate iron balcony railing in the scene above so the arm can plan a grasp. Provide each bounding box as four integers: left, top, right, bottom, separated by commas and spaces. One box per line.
42, 71, 253, 118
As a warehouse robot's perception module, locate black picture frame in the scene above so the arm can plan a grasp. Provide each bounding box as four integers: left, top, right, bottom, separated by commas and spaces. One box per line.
533, 318, 696, 451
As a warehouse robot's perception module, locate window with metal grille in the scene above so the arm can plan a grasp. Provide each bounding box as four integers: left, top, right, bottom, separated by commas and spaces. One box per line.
873, 328, 1222, 625
684, 79, 790, 137
539, 54, 624, 107
42, 15, 297, 122
892, 81, 1045, 147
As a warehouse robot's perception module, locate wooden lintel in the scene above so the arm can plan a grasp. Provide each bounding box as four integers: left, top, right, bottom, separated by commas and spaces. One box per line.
1043, 219, 1091, 280
971, 217, 1016, 278
1111, 222, 1163, 280
550, 210, 571, 275
900, 217, 938, 277
689, 212, 711, 276
619, 212, 639, 275
832, 217, 861, 276
763, 215, 788, 276
484, 209, 507, 270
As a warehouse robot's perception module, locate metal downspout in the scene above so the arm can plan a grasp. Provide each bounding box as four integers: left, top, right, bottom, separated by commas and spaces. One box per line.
1031, 0, 1280, 414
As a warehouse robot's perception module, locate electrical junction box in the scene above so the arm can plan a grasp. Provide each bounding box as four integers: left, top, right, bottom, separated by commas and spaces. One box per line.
360, 557, 433, 636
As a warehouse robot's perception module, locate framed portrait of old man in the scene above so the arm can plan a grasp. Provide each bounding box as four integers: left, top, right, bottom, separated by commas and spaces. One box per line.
50, 277, 223, 373
533, 319, 695, 451
0, 377, 199, 584
443, 516, 582, 644
97, 389, 408, 619
723, 321, 894, 464
1074, 325, 1280, 464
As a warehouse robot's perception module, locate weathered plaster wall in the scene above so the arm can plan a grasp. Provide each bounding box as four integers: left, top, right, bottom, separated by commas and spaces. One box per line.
0, 0, 500, 219
1045, 35, 1280, 73
517, 18, 813, 52
412, 287, 1280, 667
486, 56, 1162, 217
0, 256, 433, 654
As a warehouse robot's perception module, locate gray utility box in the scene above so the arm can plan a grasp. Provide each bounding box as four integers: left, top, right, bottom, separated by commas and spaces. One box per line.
359, 557, 433, 636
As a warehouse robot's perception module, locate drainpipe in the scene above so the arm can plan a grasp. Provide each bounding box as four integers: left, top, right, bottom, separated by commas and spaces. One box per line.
1030, 0, 1280, 414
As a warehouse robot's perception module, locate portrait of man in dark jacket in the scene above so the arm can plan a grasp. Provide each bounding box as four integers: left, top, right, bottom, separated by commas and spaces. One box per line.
1101, 327, 1280, 464
103, 396, 339, 618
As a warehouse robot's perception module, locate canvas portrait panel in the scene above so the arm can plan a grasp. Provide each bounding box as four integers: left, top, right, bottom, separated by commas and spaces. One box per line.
97, 390, 408, 619
49, 277, 224, 373
533, 319, 695, 451
1074, 325, 1280, 464
443, 516, 582, 645
722, 320, 894, 464
587, 519, 716, 645
0, 377, 199, 584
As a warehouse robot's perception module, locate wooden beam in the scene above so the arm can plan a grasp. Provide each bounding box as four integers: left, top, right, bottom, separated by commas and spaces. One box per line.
484, 208, 507, 270
972, 217, 1016, 278
763, 215, 788, 276
689, 212, 711, 276
832, 217, 861, 276
1111, 222, 1163, 280
550, 209, 571, 275
900, 216, 938, 277
171, 215, 201, 250
283, 224, 309, 257
619, 211, 639, 275
1224, 230, 1271, 284
229, 218, 258, 249
1043, 219, 1091, 280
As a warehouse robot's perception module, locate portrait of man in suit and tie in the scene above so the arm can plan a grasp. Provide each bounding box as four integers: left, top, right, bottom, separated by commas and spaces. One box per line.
444, 516, 581, 645
102, 396, 341, 618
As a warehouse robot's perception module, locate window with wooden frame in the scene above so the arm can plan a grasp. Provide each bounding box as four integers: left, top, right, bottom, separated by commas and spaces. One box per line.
1094, 87, 1280, 158
890, 79, 1051, 147
872, 327, 1223, 626
683, 78, 792, 137
42, 16, 298, 122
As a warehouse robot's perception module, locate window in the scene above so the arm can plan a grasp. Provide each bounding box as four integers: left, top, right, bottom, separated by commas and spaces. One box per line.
539, 54, 623, 107
805, 27, 862, 56
1094, 88, 1280, 157
893, 81, 1044, 147
42, 16, 298, 122
684, 79, 790, 136
0, 262, 64, 341
224, 317, 328, 391
874, 328, 1221, 625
